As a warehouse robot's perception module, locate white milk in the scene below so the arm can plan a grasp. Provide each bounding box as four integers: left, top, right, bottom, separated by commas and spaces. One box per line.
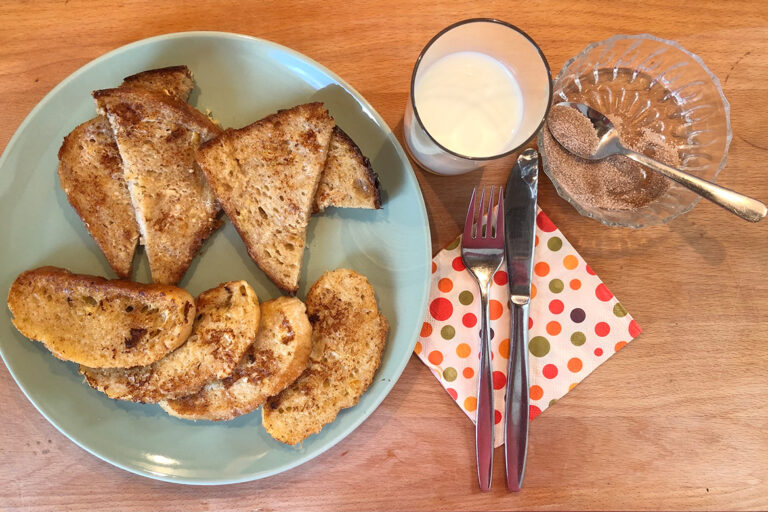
414, 51, 524, 158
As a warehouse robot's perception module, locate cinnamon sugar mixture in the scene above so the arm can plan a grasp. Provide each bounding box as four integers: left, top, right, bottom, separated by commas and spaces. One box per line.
542, 104, 680, 210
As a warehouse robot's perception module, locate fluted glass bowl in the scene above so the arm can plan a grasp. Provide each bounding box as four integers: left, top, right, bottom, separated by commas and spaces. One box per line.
538, 34, 732, 228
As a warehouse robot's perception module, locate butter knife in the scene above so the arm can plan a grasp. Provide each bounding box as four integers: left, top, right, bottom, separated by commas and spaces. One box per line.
503, 148, 539, 492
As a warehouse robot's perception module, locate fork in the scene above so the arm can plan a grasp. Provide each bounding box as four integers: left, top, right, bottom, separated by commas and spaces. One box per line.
461, 186, 505, 491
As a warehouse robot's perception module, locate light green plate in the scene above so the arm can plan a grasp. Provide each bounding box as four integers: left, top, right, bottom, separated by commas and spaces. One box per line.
0, 32, 431, 484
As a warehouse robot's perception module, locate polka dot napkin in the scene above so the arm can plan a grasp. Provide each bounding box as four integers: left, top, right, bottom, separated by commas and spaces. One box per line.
414, 209, 641, 447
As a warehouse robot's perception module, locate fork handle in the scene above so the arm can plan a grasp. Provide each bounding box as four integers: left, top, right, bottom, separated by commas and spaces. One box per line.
505, 301, 530, 491
476, 286, 494, 491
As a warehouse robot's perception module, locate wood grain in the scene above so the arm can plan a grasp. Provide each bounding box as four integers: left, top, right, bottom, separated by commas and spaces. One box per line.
1, 1, 767, 510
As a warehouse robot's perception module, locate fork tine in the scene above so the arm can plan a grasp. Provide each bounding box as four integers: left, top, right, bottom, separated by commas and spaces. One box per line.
476, 187, 486, 238
464, 188, 477, 240
495, 186, 504, 238
486, 186, 495, 238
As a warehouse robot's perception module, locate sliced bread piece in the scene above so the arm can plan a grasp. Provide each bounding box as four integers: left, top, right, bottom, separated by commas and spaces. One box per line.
57, 66, 195, 279
195, 103, 335, 293
94, 87, 223, 285
80, 280, 260, 403
7, 267, 195, 368
261, 269, 388, 445
314, 127, 382, 212
160, 296, 312, 420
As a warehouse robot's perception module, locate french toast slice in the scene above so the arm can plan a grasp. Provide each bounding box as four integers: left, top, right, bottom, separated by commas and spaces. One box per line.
261, 269, 388, 445
80, 281, 260, 403
94, 86, 222, 285
195, 103, 335, 293
314, 127, 382, 212
7, 267, 195, 368
160, 296, 312, 420
57, 66, 195, 278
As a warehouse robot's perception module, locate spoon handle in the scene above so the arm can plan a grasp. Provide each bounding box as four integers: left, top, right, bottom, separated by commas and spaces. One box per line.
623, 150, 767, 222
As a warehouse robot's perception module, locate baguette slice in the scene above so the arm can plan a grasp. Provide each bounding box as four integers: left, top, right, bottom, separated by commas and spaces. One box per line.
7, 267, 195, 368
195, 103, 335, 293
160, 296, 312, 420
262, 269, 388, 445
314, 127, 382, 212
94, 87, 222, 285
57, 66, 195, 278
80, 281, 260, 403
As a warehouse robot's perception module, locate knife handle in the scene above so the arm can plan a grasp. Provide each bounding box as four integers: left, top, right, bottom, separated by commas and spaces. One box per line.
505, 301, 530, 492
476, 287, 494, 491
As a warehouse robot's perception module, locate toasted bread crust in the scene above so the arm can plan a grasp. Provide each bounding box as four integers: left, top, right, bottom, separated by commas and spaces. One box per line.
160, 296, 312, 420
314, 126, 382, 212
262, 269, 388, 444
196, 103, 335, 293
80, 281, 260, 403
7, 267, 195, 368
94, 87, 223, 285
121, 66, 194, 101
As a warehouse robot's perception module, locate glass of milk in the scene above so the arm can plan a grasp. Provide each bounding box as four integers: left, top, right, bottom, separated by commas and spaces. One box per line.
404, 19, 552, 175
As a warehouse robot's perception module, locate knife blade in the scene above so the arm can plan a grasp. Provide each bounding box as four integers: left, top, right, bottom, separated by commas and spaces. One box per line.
503, 148, 539, 492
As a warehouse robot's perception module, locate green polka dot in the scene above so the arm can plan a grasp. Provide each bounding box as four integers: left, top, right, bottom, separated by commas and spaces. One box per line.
570, 331, 586, 346
549, 279, 564, 293
613, 303, 628, 317
446, 237, 460, 250
441, 325, 455, 340
529, 336, 550, 357
458, 290, 474, 305
443, 367, 457, 382
547, 236, 563, 251
549, 399, 557, 407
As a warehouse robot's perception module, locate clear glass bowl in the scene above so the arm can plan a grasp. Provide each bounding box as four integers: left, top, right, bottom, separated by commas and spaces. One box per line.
538, 34, 732, 228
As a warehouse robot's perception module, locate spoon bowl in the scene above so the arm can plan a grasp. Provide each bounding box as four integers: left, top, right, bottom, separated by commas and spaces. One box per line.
549, 102, 766, 223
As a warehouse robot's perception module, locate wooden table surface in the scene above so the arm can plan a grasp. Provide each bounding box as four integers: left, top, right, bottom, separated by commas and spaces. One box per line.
1, 1, 767, 510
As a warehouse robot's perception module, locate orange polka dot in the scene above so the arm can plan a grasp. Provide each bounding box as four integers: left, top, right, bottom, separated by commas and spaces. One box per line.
531, 283, 537, 299
438, 278, 453, 293
420, 322, 432, 338
498, 338, 510, 359
563, 255, 578, 270
569, 278, 581, 290
456, 343, 471, 358
464, 396, 477, 412
489, 300, 503, 320
534, 261, 550, 277
463, 367, 474, 379
535, 234, 539, 247
614, 341, 628, 352
431, 261, 437, 273
569, 382, 579, 391
428, 350, 443, 365
567, 357, 583, 373
414, 341, 422, 355
546, 321, 562, 336
529, 385, 543, 400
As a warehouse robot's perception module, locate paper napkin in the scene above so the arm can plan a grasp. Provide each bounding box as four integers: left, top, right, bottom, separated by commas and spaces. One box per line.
415, 209, 641, 447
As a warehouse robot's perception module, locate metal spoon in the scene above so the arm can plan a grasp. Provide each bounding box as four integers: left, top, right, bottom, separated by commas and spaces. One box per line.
549, 102, 767, 222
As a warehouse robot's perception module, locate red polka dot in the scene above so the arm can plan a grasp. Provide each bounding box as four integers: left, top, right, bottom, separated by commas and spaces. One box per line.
428, 350, 443, 365
447, 388, 458, 400
494, 410, 502, 425
586, 264, 595, 275
431, 261, 437, 274
542, 364, 558, 379
536, 211, 556, 232
528, 316, 533, 329
462, 313, 477, 328
420, 322, 432, 337
595, 283, 613, 301
452, 256, 465, 271
595, 322, 610, 337
493, 270, 508, 286
529, 405, 542, 420
535, 234, 540, 246
548, 299, 564, 314
594, 347, 604, 356
429, 298, 453, 321
628, 319, 642, 337
492, 371, 506, 390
